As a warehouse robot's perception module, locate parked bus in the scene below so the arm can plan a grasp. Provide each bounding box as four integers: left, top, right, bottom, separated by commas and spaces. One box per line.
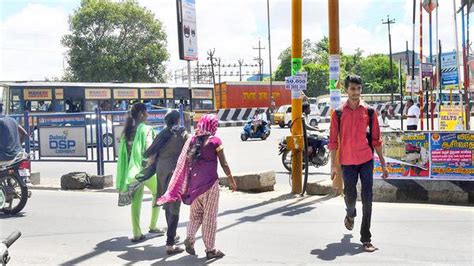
0, 82, 214, 115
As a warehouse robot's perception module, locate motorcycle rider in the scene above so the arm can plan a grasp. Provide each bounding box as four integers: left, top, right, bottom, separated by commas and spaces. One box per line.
0, 116, 27, 166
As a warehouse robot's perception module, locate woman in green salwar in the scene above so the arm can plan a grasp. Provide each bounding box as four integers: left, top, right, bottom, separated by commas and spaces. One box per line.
116, 103, 164, 242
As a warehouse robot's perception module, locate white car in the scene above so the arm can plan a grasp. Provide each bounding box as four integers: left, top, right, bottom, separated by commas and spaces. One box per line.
274, 104, 321, 128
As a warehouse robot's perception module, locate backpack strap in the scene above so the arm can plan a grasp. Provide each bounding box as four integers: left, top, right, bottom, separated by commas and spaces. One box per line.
367, 106, 374, 152
335, 107, 342, 129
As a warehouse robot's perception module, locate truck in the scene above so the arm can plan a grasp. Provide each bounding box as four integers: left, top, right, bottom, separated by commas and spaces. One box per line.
214, 81, 291, 109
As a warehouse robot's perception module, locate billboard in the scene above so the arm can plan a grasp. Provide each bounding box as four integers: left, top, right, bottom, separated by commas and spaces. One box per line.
177, 0, 198, 61
374, 132, 474, 181
39, 127, 87, 157
439, 105, 465, 131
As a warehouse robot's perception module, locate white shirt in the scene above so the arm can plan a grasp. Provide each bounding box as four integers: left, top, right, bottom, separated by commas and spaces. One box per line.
407, 105, 420, 126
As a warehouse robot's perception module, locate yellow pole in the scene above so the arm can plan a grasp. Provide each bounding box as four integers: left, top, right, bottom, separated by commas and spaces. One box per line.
328, 0, 343, 194
291, 0, 303, 194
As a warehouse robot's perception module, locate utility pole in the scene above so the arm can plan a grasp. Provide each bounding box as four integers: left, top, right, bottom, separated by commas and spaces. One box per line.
253, 39, 265, 81
267, 0, 274, 107
382, 15, 395, 103
217, 57, 222, 109
207, 49, 217, 110
238, 59, 244, 81
328, 0, 342, 194
290, 0, 303, 194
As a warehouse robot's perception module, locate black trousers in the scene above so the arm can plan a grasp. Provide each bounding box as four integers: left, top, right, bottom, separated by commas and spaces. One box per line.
164, 202, 181, 246
341, 159, 374, 243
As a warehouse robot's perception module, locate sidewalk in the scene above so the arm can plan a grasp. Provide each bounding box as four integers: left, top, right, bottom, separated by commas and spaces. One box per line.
4, 187, 473, 265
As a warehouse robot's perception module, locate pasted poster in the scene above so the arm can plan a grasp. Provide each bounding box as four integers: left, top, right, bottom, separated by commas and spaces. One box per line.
430, 133, 474, 180
439, 105, 464, 131
374, 132, 430, 179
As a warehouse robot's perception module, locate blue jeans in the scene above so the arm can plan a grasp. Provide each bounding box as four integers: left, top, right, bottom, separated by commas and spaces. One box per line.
341, 159, 374, 243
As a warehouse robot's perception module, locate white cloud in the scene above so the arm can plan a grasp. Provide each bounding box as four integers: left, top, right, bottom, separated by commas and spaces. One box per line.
0, 3, 69, 80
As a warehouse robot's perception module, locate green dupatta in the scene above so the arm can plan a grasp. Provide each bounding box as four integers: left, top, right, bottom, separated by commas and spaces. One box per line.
116, 123, 155, 192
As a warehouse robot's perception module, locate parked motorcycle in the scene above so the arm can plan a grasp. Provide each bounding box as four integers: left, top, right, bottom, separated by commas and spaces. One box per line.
279, 132, 329, 171
1, 231, 21, 265
0, 152, 30, 215
241, 120, 271, 141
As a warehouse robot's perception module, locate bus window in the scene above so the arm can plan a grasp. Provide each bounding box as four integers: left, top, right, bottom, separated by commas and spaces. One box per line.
192, 99, 213, 110
28, 100, 53, 112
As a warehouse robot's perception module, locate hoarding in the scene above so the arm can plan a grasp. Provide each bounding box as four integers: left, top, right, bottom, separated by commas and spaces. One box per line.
39, 127, 86, 157
177, 0, 198, 61
374, 131, 474, 181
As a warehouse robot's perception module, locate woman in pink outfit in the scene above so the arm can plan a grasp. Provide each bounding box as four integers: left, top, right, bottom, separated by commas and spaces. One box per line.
156, 114, 237, 260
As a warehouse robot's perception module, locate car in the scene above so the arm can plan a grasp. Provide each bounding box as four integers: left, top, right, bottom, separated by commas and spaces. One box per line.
273, 104, 321, 128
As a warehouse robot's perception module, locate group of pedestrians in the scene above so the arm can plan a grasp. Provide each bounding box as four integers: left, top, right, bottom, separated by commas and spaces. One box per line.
115, 103, 237, 260
111, 75, 393, 259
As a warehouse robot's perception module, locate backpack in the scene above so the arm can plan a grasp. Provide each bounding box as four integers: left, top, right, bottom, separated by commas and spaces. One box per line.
335, 106, 375, 152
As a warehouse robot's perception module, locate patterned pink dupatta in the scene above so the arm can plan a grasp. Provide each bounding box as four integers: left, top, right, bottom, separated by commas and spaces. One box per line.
156, 114, 219, 205
155, 137, 192, 205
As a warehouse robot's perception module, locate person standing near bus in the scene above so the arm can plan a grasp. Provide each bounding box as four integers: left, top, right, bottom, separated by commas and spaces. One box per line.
116, 103, 164, 242
403, 99, 420, 130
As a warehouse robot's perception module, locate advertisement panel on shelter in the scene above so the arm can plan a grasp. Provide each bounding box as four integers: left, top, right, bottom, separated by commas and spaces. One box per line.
39, 127, 86, 157
374, 132, 430, 179
430, 133, 474, 180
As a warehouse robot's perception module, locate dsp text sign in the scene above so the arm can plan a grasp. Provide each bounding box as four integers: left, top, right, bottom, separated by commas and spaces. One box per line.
39, 127, 86, 157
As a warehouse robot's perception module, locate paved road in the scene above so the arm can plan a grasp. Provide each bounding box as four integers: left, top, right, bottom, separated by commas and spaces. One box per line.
1, 189, 473, 265
32, 124, 332, 187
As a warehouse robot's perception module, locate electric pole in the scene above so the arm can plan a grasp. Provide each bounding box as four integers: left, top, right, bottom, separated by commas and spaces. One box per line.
238, 59, 244, 81
253, 39, 265, 81
382, 14, 396, 103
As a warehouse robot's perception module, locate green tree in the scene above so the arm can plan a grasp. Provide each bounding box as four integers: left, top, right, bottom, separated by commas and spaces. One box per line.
274, 39, 325, 81
62, 0, 169, 82
358, 54, 399, 94
303, 63, 329, 97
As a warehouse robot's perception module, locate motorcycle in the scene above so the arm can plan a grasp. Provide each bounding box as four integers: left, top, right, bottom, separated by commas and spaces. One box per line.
241, 119, 271, 141
279, 132, 330, 171
0, 231, 21, 265
0, 152, 30, 215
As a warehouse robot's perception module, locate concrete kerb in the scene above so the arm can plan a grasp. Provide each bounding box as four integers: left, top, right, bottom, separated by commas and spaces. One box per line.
306, 178, 474, 205
29, 171, 277, 194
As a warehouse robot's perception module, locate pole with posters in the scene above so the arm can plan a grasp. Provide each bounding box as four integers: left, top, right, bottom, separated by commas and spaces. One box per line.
267, 0, 274, 109
177, 0, 198, 112
461, 6, 470, 129
419, 0, 424, 130
453, 0, 465, 129
289, 0, 303, 194
399, 58, 404, 130
412, 0, 417, 99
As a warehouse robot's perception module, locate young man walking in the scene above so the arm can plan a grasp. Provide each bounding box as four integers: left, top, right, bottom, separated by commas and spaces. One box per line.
329, 75, 389, 252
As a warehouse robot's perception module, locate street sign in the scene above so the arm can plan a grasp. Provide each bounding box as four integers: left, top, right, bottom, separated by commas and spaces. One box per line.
421, 63, 434, 78
441, 52, 458, 86
406, 75, 420, 93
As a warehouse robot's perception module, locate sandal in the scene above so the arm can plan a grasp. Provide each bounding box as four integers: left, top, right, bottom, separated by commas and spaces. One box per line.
362, 242, 377, 252
344, 216, 354, 231
148, 228, 165, 236
131, 234, 146, 243
184, 238, 196, 255
206, 249, 225, 260
166, 245, 185, 255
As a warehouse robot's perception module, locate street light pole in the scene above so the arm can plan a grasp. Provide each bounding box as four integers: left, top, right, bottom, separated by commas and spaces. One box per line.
238, 59, 244, 81
382, 15, 395, 103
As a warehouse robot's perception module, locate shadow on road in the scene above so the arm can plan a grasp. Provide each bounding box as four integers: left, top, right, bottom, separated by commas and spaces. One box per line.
0, 212, 27, 219
310, 234, 363, 261
60, 235, 223, 265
